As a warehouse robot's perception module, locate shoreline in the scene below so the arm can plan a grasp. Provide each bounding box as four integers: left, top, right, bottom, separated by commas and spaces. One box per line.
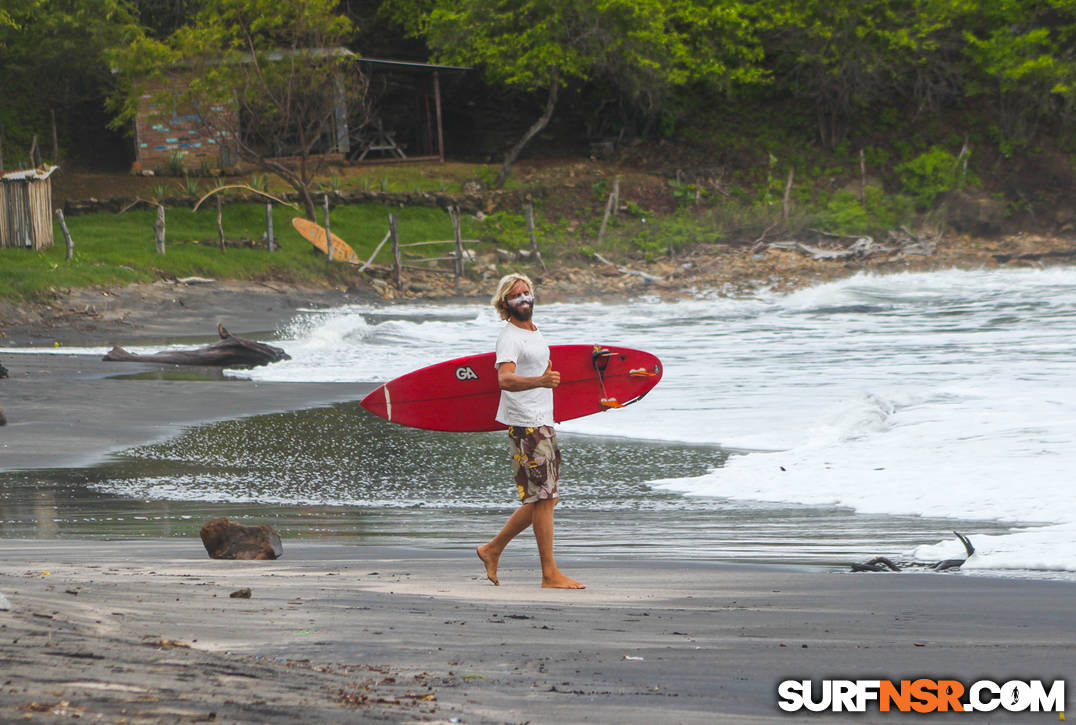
2, 230, 1075, 337
0, 352, 374, 473
1, 539, 1072, 723
0, 283, 378, 472
0, 265, 1073, 721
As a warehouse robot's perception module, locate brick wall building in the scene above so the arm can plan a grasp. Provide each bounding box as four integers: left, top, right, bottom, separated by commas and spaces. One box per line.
133, 73, 237, 174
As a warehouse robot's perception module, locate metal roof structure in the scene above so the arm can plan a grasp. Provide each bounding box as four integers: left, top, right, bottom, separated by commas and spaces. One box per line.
1, 166, 59, 182
357, 57, 471, 72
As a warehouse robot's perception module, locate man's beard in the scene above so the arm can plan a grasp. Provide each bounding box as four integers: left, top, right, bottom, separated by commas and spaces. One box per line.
507, 303, 533, 322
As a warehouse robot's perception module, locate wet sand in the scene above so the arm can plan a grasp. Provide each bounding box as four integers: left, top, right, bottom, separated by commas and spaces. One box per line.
1, 282, 1073, 723
0, 352, 372, 472
0, 281, 377, 472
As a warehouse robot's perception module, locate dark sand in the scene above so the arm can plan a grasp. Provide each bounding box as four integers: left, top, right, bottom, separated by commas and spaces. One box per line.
0, 281, 1073, 723
0, 281, 376, 472
0, 353, 371, 472
0, 541, 1072, 723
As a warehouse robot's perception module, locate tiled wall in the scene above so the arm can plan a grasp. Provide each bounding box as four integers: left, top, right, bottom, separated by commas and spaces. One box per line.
134, 76, 236, 173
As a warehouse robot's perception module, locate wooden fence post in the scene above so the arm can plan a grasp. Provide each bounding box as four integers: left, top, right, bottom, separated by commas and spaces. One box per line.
782, 168, 794, 225
54, 208, 74, 260
389, 213, 401, 290
265, 203, 275, 252
323, 193, 333, 261
526, 203, 546, 271
449, 206, 464, 277
596, 188, 616, 245
859, 149, 866, 203
154, 204, 166, 255
361, 229, 392, 272
216, 195, 224, 252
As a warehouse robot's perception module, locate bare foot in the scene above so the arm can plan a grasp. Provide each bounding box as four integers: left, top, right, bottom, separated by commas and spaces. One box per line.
542, 573, 585, 589
476, 545, 499, 585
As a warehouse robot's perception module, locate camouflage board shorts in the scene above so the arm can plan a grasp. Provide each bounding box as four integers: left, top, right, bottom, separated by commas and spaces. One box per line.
507, 425, 561, 504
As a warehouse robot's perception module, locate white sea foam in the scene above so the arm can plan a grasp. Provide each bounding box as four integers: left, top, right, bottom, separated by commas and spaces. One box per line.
230, 266, 1076, 574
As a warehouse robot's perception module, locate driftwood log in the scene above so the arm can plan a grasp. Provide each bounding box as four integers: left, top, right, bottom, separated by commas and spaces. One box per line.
766, 227, 937, 261
103, 323, 290, 368
851, 532, 975, 572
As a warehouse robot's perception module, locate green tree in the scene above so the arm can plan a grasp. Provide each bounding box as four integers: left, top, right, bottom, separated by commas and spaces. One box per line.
765, 0, 964, 148
961, 0, 1076, 148
387, 0, 769, 187
133, 0, 205, 39
110, 0, 365, 219
0, 0, 137, 166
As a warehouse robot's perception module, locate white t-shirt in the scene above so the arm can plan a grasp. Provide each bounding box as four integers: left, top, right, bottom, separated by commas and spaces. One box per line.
494, 323, 554, 427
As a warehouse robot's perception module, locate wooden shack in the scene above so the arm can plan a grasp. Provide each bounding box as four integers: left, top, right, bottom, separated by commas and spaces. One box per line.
1, 166, 58, 250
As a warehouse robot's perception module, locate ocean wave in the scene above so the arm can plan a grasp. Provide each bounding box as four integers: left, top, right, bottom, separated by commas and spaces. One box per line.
914, 523, 1076, 573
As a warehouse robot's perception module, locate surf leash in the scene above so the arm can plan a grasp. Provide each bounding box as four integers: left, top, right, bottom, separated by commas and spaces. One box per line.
592, 345, 620, 407
592, 345, 659, 409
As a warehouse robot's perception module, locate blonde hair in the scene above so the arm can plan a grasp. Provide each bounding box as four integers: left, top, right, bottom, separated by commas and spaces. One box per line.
491, 272, 534, 320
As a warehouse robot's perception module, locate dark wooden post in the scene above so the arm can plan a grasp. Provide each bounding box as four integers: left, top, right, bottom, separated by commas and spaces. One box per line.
265, 203, 275, 252
433, 71, 445, 164
50, 109, 59, 164
333, 73, 350, 156
55, 208, 74, 260
323, 193, 333, 261
389, 213, 401, 290
154, 204, 166, 255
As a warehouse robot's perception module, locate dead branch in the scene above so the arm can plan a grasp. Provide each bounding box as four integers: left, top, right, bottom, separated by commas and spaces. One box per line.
193, 185, 298, 212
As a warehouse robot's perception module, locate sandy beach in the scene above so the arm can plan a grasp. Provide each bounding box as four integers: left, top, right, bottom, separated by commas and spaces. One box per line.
1, 281, 1074, 723
0, 540, 1073, 723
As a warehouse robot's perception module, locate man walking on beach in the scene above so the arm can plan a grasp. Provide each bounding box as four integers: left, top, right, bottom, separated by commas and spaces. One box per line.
476, 273, 585, 589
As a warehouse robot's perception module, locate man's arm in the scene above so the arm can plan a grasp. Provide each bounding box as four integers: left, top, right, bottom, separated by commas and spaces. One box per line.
497, 361, 560, 391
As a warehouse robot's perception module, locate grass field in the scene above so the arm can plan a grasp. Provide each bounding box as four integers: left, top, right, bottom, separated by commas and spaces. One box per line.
0, 202, 502, 301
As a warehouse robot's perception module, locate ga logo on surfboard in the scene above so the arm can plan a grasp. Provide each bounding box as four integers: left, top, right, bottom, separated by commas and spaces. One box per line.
455, 365, 480, 381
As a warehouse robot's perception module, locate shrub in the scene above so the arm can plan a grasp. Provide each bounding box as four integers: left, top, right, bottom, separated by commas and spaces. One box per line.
815, 188, 916, 235
817, 191, 872, 234
668, 179, 705, 207
629, 210, 723, 259
896, 146, 979, 209
163, 151, 186, 177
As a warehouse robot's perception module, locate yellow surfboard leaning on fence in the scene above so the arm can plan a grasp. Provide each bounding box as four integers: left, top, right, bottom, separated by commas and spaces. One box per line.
291, 217, 360, 263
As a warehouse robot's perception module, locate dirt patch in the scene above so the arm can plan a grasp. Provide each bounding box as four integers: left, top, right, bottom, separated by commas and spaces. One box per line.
52, 171, 205, 205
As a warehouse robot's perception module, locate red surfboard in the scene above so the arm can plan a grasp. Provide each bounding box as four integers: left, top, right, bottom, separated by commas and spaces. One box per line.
360, 344, 662, 432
